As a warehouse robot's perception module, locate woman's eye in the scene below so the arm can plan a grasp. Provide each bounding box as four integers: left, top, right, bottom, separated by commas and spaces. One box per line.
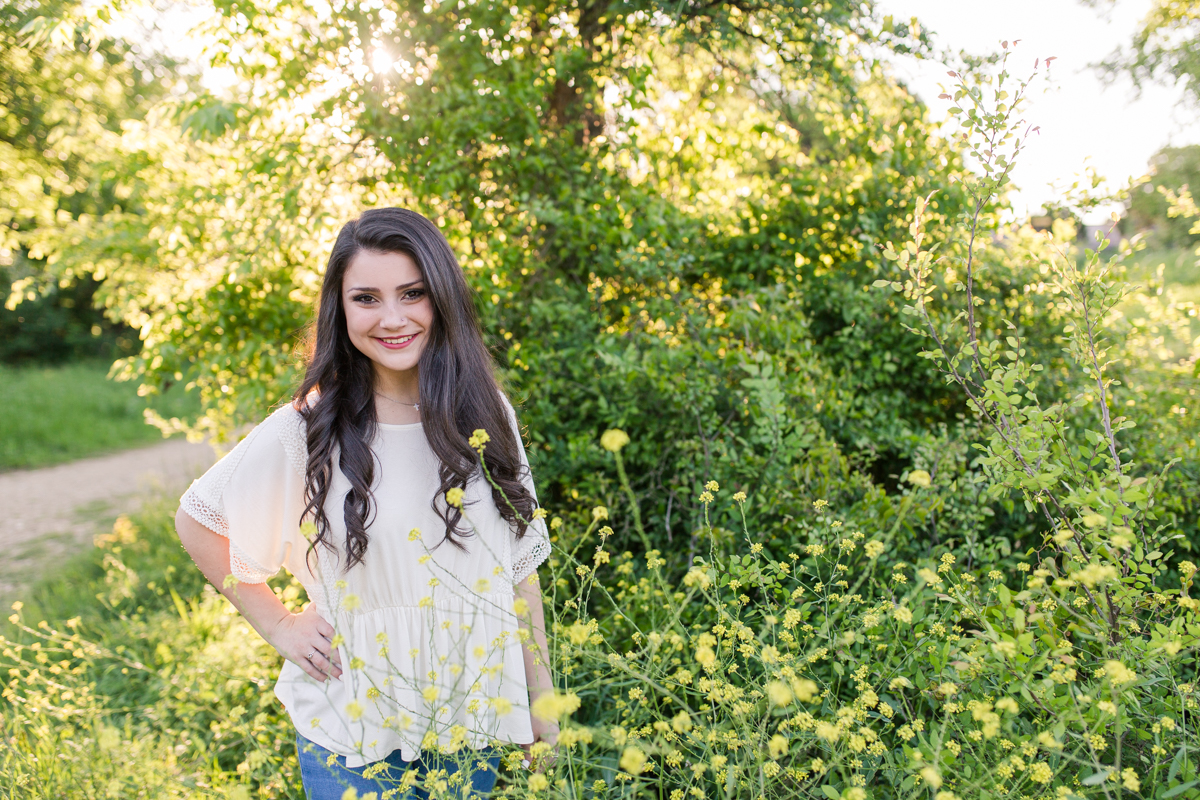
352, 294, 377, 304
404, 289, 425, 301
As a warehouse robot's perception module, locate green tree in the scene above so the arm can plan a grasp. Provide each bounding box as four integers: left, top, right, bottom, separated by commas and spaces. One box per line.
1090, 0, 1200, 107
1127, 144, 1200, 248
1, 0, 173, 362
26, 3, 964, 428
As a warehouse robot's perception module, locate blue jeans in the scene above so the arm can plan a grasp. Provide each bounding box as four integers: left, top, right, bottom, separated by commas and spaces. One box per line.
296, 733, 501, 800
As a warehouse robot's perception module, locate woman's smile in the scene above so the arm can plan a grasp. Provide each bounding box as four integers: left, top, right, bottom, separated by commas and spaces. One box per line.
374, 333, 419, 349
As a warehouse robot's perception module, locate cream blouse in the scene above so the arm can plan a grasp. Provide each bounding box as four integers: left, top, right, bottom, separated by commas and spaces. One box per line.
179, 399, 551, 768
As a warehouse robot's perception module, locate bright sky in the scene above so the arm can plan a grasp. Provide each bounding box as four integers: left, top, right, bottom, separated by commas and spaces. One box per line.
877, 0, 1198, 223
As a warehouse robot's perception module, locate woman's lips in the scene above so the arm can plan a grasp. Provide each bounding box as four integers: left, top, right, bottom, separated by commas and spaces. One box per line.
374, 333, 418, 350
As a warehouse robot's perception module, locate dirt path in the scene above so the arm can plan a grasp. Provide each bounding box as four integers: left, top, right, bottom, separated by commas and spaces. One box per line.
0, 439, 217, 601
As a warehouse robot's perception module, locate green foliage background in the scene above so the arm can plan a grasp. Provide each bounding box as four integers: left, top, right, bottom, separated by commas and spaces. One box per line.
4, 0, 1200, 797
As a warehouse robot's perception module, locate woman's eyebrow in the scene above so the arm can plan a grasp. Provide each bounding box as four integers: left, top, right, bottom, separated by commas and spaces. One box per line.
346, 280, 424, 293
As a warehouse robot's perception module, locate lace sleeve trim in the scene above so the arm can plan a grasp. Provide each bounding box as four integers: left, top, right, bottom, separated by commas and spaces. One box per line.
179, 488, 228, 537
510, 529, 550, 586
179, 489, 277, 584
229, 541, 277, 584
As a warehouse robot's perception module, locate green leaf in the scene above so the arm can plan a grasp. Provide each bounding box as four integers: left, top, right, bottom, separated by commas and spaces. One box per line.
1163, 780, 1200, 798
1082, 770, 1112, 786
821, 786, 841, 800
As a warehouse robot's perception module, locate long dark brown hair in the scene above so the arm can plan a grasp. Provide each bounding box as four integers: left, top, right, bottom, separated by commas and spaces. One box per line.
293, 207, 536, 569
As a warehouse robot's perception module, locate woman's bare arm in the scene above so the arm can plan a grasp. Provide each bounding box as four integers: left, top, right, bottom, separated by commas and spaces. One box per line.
175, 507, 341, 682
516, 570, 558, 758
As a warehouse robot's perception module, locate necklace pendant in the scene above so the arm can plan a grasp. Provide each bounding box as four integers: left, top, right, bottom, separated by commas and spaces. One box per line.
413, 404, 420, 411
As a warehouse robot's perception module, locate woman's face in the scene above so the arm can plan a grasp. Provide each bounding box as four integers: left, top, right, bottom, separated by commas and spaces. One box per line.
341, 249, 434, 385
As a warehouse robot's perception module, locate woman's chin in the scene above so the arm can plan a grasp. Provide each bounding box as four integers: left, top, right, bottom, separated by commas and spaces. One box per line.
369, 351, 422, 377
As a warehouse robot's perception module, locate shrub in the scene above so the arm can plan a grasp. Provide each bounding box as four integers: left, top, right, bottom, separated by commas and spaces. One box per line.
488, 50, 1200, 800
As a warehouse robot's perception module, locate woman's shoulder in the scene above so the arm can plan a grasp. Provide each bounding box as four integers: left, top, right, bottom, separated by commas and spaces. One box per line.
495, 389, 518, 421
255, 400, 308, 477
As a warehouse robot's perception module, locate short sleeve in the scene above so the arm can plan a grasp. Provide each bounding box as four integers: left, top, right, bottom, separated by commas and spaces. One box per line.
179, 405, 309, 585
502, 396, 551, 586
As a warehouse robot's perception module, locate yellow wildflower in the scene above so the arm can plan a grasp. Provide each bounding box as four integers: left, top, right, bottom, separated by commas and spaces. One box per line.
620, 746, 647, 774
600, 429, 630, 452
567, 622, 591, 645
917, 567, 943, 586
907, 470, 932, 488
445, 487, 465, 508
792, 679, 819, 702
1105, 660, 1137, 685
766, 681, 793, 707
768, 735, 789, 758
1028, 762, 1052, 784
531, 691, 582, 721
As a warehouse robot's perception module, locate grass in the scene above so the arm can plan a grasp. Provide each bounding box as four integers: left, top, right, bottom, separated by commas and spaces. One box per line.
0, 361, 199, 471
1122, 246, 1200, 294
1, 499, 305, 798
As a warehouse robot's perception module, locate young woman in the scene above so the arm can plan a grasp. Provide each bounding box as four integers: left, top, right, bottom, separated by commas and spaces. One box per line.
174, 208, 556, 799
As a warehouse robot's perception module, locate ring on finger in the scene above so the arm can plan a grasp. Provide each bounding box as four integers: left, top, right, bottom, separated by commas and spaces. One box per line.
307, 650, 316, 660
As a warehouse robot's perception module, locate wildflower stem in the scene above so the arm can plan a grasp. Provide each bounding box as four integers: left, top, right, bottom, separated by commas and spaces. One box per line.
612, 451, 650, 553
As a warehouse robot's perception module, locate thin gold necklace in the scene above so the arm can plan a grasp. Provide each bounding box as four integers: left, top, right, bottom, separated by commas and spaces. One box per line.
375, 391, 420, 411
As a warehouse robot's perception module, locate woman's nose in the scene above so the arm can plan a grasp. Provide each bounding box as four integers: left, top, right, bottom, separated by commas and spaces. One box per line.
379, 302, 408, 329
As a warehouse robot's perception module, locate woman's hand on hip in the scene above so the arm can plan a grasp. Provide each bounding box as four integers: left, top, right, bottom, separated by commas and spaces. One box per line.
269, 603, 342, 682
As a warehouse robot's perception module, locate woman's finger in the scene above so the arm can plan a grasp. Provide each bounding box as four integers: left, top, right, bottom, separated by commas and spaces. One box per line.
327, 645, 342, 668
316, 618, 335, 639
296, 655, 329, 682
308, 649, 342, 680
